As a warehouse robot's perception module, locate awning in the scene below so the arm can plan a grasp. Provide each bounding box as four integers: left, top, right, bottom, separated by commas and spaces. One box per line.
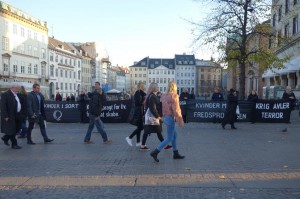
263, 56, 300, 77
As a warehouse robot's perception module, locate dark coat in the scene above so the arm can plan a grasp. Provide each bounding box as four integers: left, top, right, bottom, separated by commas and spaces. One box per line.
27, 91, 46, 120
223, 93, 238, 124
132, 89, 146, 126
18, 93, 28, 121
77, 94, 89, 111
211, 92, 224, 101
180, 92, 190, 100
144, 93, 162, 133
247, 94, 258, 102
88, 91, 106, 117
1, 90, 20, 135
282, 91, 296, 110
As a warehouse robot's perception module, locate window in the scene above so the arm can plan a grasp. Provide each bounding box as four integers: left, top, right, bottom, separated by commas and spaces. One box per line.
285, 23, 290, 38
56, 82, 58, 89
2, 37, 9, 50
78, 71, 81, 80
50, 53, 54, 61
279, 6, 282, 21
28, 63, 32, 74
34, 64, 38, 74
13, 61, 18, 73
65, 83, 68, 90
41, 64, 45, 76
28, 45, 32, 55
41, 48, 46, 59
21, 62, 25, 73
27, 30, 31, 39
50, 65, 54, 76
55, 55, 58, 62
273, 13, 276, 26
60, 83, 63, 90
55, 68, 58, 77
65, 59, 68, 65
21, 27, 25, 37
293, 16, 298, 35
286, 0, 289, 14
78, 61, 81, 67
70, 83, 72, 90
65, 70, 67, 77
60, 69, 63, 77
295, 0, 298, 5
13, 24, 17, 35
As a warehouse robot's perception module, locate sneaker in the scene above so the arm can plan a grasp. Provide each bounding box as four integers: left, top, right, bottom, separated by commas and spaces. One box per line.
125, 137, 133, 146
139, 146, 150, 151
84, 141, 94, 144
164, 145, 172, 150
104, 140, 112, 144
136, 142, 141, 147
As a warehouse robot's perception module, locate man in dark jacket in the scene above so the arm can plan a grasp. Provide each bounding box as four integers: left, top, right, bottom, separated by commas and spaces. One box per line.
83, 82, 112, 144
76, 90, 89, 123
1, 83, 22, 149
26, 83, 54, 144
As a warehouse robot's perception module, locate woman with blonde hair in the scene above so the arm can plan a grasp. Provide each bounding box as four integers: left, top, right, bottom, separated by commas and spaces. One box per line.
126, 82, 146, 147
150, 81, 184, 162
140, 83, 171, 151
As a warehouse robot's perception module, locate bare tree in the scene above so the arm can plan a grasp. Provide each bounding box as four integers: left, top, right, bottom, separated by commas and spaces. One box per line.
190, 0, 285, 100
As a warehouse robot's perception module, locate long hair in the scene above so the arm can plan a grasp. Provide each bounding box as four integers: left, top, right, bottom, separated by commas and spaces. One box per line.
144, 82, 158, 106
20, 86, 27, 96
166, 81, 177, 94
137, 82, 145, 90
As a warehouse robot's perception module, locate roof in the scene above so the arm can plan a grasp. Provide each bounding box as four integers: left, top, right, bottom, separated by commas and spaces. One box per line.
130, 57, 175, 69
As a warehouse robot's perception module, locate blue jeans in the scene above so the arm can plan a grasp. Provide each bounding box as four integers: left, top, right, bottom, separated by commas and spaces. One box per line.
156, 115, 177, 151
19, 119, 27, 136
27, 116, 49, 141
84, 115, 108, 142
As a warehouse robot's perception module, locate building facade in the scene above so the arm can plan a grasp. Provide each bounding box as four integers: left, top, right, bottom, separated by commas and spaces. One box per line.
263, 0, 300, 96
0, 1, 49, 88
48, 37, 81, 99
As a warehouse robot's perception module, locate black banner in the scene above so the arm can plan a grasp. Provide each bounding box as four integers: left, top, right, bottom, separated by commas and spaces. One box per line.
44, 99, 291, 123
44, 100, 131, 123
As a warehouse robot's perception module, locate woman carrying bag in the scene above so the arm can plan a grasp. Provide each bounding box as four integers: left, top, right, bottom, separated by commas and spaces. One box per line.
140, 83, 171, 151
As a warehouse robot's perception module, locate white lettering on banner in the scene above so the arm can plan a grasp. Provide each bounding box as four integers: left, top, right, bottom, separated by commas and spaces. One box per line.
193, 112, 224, 118
103, 104, 127, 112
195, 103, 221, 109
261, 112, 283, 118
64, 104, 79, 109
273, 103, 289, 109
44, 104, 61, 109
237, 114, 247, 119
256, 103, 270, 110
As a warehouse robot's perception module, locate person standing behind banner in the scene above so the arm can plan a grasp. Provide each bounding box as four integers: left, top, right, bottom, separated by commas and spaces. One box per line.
179, 88, 190, 123
221, 88, 238, 130
150, 81, 184, 162
1, 83, 22, 149
126, 82, 146, 147
55, 92, 62, 101
282, 86, 296, 111
247, 89, 258, 123
17, 86, 28, 138
211, 87, 224, 101
26, 83, 54, 145
77, 90, 89, 123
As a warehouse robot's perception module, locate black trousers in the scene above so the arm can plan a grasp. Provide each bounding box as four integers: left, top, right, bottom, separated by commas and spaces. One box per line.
2, 134, 18, 146
141, 125, 164, 145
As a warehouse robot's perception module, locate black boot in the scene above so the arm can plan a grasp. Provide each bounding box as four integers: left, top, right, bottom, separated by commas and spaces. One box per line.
27, 131, 35, 145
150, 149, 160, 162
173, 150, 185, 159
231, 124, 237, 129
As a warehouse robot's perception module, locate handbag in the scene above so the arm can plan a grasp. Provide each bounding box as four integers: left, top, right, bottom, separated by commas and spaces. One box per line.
144, 108, 160, 125
236, 105, 240, 115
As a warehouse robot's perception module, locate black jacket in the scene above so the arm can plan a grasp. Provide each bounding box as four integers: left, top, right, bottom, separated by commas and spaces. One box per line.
27, 91, 46, 118
211, 92, 224, 101
145, 93, 162, 118
247, 94, 258, 102
88, 91, 106, 117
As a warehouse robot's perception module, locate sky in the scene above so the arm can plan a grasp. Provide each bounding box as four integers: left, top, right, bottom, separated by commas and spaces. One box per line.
3, 0, 211, 67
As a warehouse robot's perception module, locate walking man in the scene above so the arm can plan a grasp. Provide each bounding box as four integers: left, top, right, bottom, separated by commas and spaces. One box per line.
84, 82, 112, 144
1, 83, 22, 149
26, 83, 54, 144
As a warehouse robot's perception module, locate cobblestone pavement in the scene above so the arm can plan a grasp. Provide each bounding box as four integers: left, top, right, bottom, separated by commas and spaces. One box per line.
0, 111, 300, 198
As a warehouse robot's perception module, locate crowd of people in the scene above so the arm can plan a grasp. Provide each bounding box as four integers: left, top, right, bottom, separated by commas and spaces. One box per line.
1, 81, 298, 162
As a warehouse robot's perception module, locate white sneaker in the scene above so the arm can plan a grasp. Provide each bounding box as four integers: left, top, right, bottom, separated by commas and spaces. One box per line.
136, 142, 141, 147
126, 137, 133, 146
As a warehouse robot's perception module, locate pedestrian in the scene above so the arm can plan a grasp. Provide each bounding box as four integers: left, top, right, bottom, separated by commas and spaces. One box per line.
26, 83, 54, 144
17, 86, 28, 138
221, 88, 238, 130
70, 94, 75, 101
66, 96, 71, 101
140, 83, 172, 151
179, 88, 190, 123
247, 89, 258, 123
126, 82, 146, 147
1, 83, 22, 149
211, 87, 224, 101
83, 82, 112, 144
55, 92, 62, 101
77, 90, 89, 123
150, 81, 185, 162
190, 90, 196, 99
282, 86, 296, 110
